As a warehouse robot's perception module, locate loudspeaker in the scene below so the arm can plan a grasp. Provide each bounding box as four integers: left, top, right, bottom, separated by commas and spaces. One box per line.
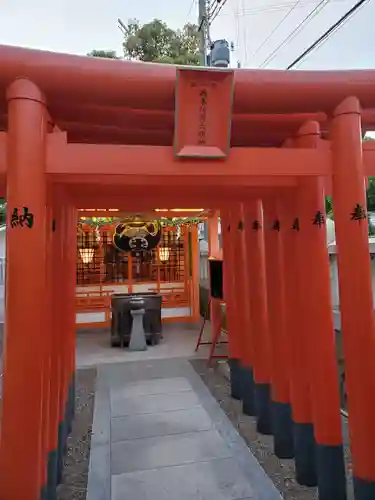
209, 258, 223, 300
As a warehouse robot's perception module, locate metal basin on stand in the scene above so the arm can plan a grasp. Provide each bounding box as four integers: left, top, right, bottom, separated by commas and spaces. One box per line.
110, 292, 162, 347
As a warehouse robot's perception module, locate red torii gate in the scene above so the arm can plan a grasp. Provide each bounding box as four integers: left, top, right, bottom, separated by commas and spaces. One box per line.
0, 45, 374, 500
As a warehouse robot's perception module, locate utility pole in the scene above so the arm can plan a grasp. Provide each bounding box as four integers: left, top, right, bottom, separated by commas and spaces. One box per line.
198, 0, 210, 66
197, 0, 210, 245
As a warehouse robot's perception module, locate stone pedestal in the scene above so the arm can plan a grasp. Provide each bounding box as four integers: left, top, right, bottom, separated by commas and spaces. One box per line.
129, 309, 147, 351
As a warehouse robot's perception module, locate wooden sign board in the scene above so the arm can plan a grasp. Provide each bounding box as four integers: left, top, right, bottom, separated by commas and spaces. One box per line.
174, 68, 234, 159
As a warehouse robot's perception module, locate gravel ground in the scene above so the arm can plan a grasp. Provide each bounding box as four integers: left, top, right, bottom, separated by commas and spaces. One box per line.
190, 358, 354, 500
57, 368, 96, 500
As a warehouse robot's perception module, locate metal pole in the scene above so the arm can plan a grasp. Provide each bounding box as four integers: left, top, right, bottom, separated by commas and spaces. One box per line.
198, 0, 208, 65
206, 5, 211, 54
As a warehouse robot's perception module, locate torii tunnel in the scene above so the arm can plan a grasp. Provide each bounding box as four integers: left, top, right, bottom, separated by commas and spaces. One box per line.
0, 45, 375, 500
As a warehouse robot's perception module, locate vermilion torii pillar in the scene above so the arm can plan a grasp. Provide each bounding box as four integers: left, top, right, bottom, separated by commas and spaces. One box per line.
244, 199, 272, 435
47, 191, 64, 498
221, 210, 243, 399
0, 79, 48, 500
294, 122, 346, 500
331, 97, 375, 499
55, 199, 77, 492
279, 191, 317, 487
42, 200, 54, 500
64, 202, 77, 444
263, 197, 294, 459
233, 203, 255, 416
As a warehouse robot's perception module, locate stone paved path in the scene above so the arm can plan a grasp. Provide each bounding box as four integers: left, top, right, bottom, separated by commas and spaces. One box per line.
87, 357, 282, 500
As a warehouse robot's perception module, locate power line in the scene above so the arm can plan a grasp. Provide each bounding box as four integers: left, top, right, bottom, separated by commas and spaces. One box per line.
211, 0, 346, 18
241, 0, 249, 64
219, 0, 344, 67
287, 0, 372, 68
232, 0, 241, 51
186, 0, 197, 20
208, 0, 219, 18
209, 0, 220, 17
253, 0, 303, 56
210, 0, 230, 23
198, 0, 220, 39
259, 0, 332, 67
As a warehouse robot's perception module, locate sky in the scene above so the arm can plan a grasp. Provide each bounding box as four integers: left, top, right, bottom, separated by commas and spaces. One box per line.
0, 0, 374, 71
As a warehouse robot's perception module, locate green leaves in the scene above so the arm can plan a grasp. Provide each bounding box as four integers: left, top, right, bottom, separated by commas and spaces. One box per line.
161, 217, 201, 227
89, 19, 200, 74
87, 50, 119, 59
366, 177, 375, 212
79, 217, 117, 226
121, 18, 200, 65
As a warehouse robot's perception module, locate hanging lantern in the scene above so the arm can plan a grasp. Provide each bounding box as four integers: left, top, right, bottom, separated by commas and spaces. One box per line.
79, 248, 95, 264
158, 247, 170, 262
113, 217, 162, 254
77, 223, 101, 268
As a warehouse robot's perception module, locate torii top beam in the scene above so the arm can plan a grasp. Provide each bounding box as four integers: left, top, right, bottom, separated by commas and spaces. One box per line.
0, 45, 375, 147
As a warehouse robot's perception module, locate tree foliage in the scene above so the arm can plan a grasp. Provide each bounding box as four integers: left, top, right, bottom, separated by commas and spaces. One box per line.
87, 49, 119, 59
122, 19, 200, 65
89, 19, 200, 65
